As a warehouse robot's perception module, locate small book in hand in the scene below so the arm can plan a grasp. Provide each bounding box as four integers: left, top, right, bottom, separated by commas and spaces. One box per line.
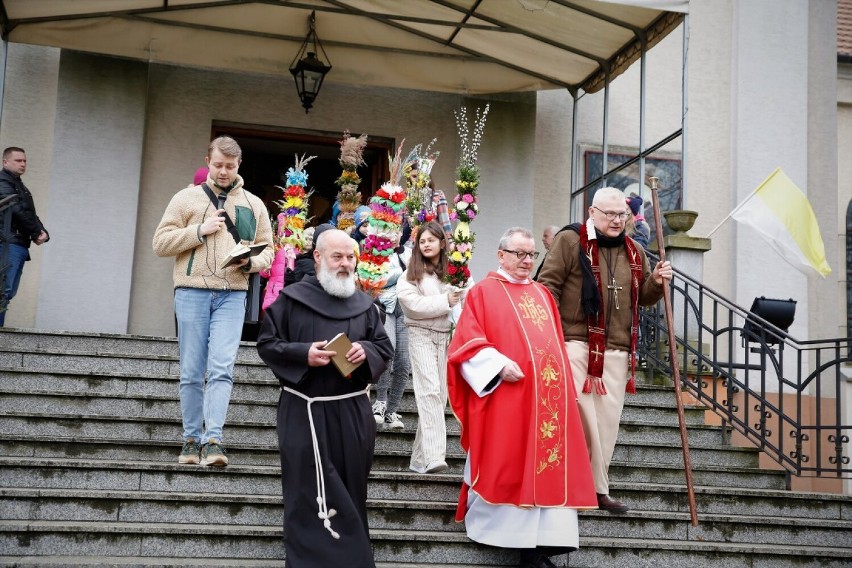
326, 332, 363, 378
220, 242, 268, 269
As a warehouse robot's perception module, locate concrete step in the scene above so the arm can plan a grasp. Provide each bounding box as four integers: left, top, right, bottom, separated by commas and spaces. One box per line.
0, 328, 261, 364
0, 433, 763, 475
0, 417, 776, 490
0, 404, 723, 447
0, 328, 712, 408
4, 487, 850, 548
0, 390, 277, 423
0, 412, 280, 446
0, 350, 272, 381
567, 537, 852, 568
4, 328, 849, 567
2, 519, 848, 566
0, 560, 503, 568
0, 363, 699, 416
0, 454, 793, 510
0, 367, 278, 403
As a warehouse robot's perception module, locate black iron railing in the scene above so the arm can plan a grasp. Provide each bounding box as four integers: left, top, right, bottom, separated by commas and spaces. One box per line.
639, 257, 851, 482
0, 194, 17, 316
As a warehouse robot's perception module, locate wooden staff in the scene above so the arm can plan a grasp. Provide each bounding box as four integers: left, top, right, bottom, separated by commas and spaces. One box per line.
649, 176, 699, 526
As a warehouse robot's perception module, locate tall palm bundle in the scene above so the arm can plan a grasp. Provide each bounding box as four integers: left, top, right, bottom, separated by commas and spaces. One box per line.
334, 131, 368, 233
356, 140, 407, 297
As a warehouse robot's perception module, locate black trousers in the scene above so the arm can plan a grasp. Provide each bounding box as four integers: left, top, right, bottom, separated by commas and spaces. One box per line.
520, 546, 576, 563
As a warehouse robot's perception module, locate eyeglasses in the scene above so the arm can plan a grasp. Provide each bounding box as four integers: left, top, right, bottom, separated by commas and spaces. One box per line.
501, 249, 540, 260
593, 206, 629, 221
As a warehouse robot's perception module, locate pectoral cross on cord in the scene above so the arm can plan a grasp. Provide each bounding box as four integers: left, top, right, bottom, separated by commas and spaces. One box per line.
607, 277, 623, 310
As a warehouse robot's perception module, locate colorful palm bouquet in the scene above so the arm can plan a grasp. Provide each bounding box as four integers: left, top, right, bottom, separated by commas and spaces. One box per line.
334, 131, 368, 234
403, 140, 440, 229
356, 141, 407, 297
262, 154, 314, 310
277, 154, 315, 252
446, 103, 489, 289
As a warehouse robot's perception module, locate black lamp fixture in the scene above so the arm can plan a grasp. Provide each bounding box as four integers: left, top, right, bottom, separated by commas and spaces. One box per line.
742, 296, 797, 346
289, 10, 332, 114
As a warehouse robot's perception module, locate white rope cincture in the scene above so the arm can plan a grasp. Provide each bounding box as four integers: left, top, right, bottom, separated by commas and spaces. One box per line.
280, 385, 370, 540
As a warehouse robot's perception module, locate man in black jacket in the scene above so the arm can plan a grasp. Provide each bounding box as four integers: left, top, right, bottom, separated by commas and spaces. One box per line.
0, 147, 49, 326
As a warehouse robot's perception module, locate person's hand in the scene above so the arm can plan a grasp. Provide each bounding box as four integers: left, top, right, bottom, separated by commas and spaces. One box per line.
448, 289, 462, 307
235, 258, 250, 268
34, 231, 48, 245
308, 340, 336, 367
346, 341, 366, 364
500, 361, 524, 382
199, 209, 227, 236
652, 260, 673, 285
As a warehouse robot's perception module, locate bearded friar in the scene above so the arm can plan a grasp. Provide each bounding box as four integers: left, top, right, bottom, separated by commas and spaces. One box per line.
257, 228, 393, 568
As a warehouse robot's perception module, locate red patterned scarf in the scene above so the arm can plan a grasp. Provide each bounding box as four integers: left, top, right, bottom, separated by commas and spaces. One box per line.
578, 220, 643, 395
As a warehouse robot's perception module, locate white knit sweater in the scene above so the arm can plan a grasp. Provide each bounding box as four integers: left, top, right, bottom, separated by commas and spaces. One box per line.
396, 271, 453, 332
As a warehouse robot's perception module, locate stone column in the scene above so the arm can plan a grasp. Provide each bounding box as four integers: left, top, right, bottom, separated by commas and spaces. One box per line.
662, 210, 711, 368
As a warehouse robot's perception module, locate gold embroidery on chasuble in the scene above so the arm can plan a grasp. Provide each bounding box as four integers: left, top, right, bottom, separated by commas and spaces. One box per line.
535, 339, 564, 474
503, 282, 565, 478
517, 291, 548, 332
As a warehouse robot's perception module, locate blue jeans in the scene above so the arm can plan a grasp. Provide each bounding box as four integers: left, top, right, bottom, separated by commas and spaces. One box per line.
0, 243, 28, 327
174, 287, 246, 444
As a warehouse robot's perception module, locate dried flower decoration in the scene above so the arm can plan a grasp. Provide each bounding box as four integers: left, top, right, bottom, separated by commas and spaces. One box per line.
455, 104, 490, 169
335, 131, 368, 233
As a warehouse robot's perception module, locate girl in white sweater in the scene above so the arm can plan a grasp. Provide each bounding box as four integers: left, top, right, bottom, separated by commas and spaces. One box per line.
397, 221, 462, 474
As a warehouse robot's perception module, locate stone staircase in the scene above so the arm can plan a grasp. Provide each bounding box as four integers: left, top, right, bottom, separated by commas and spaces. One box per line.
0, 328, 850, 567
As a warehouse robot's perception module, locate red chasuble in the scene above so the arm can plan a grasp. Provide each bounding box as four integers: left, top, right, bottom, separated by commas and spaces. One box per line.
447, 272, 597, 521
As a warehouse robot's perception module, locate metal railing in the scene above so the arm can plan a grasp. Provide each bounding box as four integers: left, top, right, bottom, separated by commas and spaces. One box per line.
0, 194, 17, 316
639, 258, 851, 482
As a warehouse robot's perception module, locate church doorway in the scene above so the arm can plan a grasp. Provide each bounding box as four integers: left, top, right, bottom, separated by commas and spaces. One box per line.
207, 122, 393, 340
211, 122, 393, 225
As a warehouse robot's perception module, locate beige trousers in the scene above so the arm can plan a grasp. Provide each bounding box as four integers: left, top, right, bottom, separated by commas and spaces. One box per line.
408, 326, 450, 470
566, 340, 629, 495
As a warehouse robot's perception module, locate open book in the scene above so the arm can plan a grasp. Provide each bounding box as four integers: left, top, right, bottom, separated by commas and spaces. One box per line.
326, 332, 363, 378
220, 242, 268, 269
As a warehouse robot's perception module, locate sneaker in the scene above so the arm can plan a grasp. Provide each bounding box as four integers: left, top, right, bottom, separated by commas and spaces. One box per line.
410, 460, 448, 474
383, 411, 404, 430
372, 400, 387, 425
178, 438, 200, 465
200, 439, 229, 467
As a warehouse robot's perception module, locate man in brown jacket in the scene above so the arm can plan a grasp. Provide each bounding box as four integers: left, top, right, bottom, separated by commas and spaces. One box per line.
538, 187, 671, 514
153, 136, 273, 467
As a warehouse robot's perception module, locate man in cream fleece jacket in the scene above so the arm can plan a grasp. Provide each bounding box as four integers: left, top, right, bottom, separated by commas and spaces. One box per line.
153, 135, 273, 467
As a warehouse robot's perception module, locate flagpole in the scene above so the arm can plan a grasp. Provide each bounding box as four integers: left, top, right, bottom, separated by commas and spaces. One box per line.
704, 184, 760, 239
650, 176, 699, 527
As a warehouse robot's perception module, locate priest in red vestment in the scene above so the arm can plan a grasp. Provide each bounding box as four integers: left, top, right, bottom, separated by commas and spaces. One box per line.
447, 227, 597, 568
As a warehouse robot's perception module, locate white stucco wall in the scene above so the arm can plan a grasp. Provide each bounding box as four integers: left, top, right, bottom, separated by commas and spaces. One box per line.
0, 42, 60, 329
837, 62, 852, 341
34, 52, 148, 334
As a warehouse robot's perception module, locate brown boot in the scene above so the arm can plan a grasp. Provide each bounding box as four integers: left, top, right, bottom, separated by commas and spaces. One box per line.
597, 493, 629, 513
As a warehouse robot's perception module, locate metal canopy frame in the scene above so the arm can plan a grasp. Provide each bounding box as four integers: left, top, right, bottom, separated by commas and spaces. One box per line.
0, 0, 688, 216
0, 0, 684, 95
570, 13, 688, 218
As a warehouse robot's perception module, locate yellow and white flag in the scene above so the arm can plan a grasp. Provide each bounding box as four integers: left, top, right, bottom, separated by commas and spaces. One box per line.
731, 168, 831, 278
